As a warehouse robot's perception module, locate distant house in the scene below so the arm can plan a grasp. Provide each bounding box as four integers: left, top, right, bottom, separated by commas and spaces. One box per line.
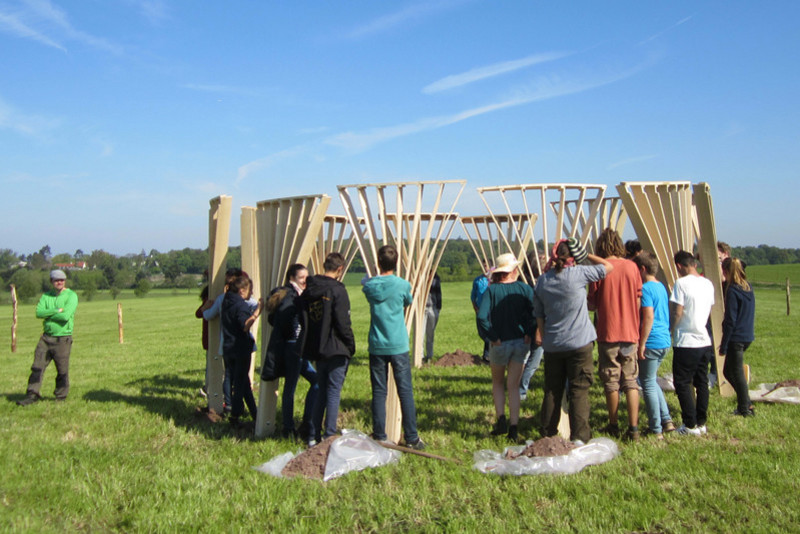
54, 262, 87, 271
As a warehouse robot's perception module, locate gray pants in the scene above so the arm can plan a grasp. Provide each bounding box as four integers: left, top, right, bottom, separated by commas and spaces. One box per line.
27, 334, 72, 399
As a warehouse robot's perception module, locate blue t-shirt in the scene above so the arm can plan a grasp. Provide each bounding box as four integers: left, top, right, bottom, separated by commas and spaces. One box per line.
641, 280, 671, 350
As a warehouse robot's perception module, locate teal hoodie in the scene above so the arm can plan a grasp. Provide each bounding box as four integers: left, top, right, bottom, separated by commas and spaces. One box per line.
362, 274, 413, 355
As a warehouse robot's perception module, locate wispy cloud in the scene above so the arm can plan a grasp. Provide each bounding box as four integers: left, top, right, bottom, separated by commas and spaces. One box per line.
638, 15, 693, 46
182, 83, 258, 97
422, 52, 570, 94
236, 146, 308, 184
0, 0, 121, 53
0, 95, 60, 136
123, 0, 169, 25
327, 61, 650, 152
607, 154, 658, 170
0, 8, 65, 51
347, 0, 468, 39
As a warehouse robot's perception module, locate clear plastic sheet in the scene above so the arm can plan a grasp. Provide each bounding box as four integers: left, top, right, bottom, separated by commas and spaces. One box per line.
253, 429, 401, 481
473, 437, 619, 476
750, 383, 800, 404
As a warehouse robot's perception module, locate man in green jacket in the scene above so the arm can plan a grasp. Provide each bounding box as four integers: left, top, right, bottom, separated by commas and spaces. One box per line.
17, 269, 78, 406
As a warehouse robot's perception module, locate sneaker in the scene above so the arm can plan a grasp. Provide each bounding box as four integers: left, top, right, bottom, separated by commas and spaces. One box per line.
733, 407, 756, 417
307, 439, 318, 448
677, 424, 702, 436
653, 432, 664, 441
662, 420, 677, 433
406, 438, 426, 451
490, 415, 508, 436
697, 425, 708, 435
198, 386, 208, 399
16, 395, 39, 407
600, 423, 621, 438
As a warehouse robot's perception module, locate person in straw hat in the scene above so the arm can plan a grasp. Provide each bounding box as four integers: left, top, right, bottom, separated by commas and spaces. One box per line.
477, 252, 536, 442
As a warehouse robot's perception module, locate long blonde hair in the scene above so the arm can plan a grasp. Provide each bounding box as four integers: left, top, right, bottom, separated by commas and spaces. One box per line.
723, 257, 751, 292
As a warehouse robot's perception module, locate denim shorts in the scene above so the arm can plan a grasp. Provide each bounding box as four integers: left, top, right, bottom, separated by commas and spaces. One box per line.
488, 338, 530, 366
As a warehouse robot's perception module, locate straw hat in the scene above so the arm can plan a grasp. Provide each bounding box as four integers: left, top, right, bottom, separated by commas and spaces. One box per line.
493, 253, 520, 273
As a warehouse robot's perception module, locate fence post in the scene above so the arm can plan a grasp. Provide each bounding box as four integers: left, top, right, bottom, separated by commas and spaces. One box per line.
117, 303, 124, 344
10, 284, 17, 353
787, 277, 791, 316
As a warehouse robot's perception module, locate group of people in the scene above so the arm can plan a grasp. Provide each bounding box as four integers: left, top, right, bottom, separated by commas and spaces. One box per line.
17, 234, 755, 452
196, 248, 426, 450
473, 230, 756, 443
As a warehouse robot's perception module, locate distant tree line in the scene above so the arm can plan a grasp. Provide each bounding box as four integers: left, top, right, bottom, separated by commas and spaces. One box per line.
2, 241, 797, 302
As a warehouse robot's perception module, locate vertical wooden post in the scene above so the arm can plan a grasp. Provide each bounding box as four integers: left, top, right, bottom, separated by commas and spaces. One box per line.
10, 284, 17, 353
241, 207, 260, 387
117, 303, 124, 344
787, 277, 791, 316
207, 195, 233, 415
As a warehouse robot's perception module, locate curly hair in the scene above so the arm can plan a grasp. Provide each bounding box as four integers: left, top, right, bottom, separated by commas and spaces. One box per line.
595, 228, 625, 258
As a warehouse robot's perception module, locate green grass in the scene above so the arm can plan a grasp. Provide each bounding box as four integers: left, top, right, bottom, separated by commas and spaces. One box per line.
747, 263, 800, 288
1, 282, 799, 532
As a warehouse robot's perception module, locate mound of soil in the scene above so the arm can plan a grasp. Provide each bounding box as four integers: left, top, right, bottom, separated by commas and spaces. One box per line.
281, 436, 337, 479
434, 349, 485, 367
774, 379, 800, 389
506, 436, 577, 459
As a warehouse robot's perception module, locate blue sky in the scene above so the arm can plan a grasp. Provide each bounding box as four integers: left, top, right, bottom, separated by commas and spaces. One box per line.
2, 1, 798, 256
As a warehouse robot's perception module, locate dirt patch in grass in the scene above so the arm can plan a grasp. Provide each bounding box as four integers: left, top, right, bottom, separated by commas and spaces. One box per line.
434, 349, 485, 367
505, 436, 576, 459
281, 436, 337, 479
194, 406, 223, 424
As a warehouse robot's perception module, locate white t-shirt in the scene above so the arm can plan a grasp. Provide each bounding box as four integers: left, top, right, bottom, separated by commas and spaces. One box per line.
670, 274, 715, 348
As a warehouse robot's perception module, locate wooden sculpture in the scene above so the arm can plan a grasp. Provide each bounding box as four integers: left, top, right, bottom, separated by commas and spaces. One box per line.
207, 195, 232, 414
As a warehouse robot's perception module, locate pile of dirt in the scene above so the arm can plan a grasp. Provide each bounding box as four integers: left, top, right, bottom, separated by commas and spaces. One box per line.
434, 349, 485, 367
281, 436, 337, 479
774, 379, 800, 389
506, 436, 577, 459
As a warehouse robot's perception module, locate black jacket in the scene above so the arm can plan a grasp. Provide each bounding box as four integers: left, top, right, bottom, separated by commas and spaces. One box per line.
720, 284, 756, 354
221, 291, 255, 358
261, 285, 301, 381
300, 274, 356, 361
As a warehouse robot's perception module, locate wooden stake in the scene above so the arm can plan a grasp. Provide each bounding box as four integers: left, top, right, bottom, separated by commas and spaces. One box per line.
375, 441, 460, 463
787, 277, 791, 316
117, 303, 124, 344
10, 284, 17, 353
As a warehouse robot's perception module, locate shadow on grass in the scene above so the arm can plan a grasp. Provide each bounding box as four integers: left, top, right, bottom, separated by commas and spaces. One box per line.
82, 372, 260, 441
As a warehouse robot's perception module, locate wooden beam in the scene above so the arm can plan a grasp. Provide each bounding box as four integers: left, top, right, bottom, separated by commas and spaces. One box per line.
207, 195, 232, 414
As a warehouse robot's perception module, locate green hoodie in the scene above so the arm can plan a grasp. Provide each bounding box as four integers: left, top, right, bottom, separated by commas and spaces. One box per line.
36, 288, 78, 336
362, 274, 413, 355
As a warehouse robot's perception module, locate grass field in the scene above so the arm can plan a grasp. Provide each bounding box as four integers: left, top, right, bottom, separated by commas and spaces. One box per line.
746, 263, 800, 288
1, 282, 799, 532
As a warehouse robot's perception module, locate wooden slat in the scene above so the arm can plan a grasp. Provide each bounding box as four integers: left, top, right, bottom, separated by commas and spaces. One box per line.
207, 195, 232, 414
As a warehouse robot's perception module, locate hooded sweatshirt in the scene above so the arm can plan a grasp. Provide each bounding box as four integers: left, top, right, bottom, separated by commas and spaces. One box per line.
300, 274, 355, 361
719, 283, 756, 354
362, 274, 413, 355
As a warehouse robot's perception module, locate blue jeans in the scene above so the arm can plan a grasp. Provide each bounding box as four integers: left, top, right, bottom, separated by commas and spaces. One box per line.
520, 343, 543, 396
281, 341, 319, 432
369, 352, 419, 443
310, 356, 349, 441
638, 347, 672, 433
